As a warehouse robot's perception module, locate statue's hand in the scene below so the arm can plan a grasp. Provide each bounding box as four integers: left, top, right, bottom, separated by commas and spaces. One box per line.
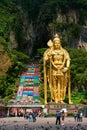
62, 67, 68, 72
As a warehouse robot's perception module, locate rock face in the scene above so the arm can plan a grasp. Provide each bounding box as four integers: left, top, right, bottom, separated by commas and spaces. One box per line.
56, 9, 78, 24
78, 26, 87, 51
16, 6, 35, 56
81, 26, 87, 42
8, 4, 87, 54
0, 45, 12, 76
78, 41, 87, 51
9, 31, 18, 50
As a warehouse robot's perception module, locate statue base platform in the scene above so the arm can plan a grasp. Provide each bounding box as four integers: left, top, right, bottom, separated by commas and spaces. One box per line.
46, 102, 85, 114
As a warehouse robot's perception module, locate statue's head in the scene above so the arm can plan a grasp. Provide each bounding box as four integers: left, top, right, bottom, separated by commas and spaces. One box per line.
53, 34, 61, 49
53, 34, 61, 44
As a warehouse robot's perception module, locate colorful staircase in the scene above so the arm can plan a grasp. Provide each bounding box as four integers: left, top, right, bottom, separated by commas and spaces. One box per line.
16, 63, 40, 103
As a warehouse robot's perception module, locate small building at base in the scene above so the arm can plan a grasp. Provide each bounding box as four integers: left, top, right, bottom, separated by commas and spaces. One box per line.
7, 102, 45, 116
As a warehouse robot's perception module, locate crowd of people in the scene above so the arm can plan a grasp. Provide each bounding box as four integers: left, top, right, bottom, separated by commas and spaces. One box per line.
24, 111, 37, 122
17, 108, 84, 127
55, 110, 83, 126
74, 111, 83, 122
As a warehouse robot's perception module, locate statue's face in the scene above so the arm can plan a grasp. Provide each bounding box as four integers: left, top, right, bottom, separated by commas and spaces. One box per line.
53, 40, 61, 49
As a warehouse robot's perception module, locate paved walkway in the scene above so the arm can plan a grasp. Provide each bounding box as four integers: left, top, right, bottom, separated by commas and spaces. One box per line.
0, 116, 87, 130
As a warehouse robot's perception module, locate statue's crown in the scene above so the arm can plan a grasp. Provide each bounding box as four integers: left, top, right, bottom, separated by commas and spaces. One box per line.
53, 34, 60, 43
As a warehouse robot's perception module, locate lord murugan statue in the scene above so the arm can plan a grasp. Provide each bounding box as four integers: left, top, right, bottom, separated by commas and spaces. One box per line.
43, 34, 72, 104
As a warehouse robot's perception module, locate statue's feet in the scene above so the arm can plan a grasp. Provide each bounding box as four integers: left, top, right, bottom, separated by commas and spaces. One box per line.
45, 101, 47, 104
60, 101, 66, 104
69, 100, 73, 104
57, 101, 66, 104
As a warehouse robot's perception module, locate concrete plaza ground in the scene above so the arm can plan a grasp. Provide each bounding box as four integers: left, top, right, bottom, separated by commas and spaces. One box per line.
0, 116, 87, 130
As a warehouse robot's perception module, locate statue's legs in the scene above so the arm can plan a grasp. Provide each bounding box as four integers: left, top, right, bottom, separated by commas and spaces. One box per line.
57, 77, 60, 103
59, 76, 66, 104
52, 76, 58, 102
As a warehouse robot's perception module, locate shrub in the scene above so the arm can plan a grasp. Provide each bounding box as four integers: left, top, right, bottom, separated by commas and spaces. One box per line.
67, 112, 74, 117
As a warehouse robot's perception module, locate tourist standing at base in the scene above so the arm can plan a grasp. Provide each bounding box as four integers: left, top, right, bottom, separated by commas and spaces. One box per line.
79, 111, 83, 122
29, 112, 33, 122
32, 111, 37, 122
77, 111, 80, 122
61, 110, 65, 125
74, 111, 77, 122
55, 110, 61, 125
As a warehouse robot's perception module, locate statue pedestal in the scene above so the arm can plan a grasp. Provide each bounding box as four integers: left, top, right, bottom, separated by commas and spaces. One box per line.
46, 102, 84, 114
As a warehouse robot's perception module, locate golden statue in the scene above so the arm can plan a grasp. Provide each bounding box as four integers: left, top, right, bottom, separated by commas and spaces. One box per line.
43, 34, 72, 104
